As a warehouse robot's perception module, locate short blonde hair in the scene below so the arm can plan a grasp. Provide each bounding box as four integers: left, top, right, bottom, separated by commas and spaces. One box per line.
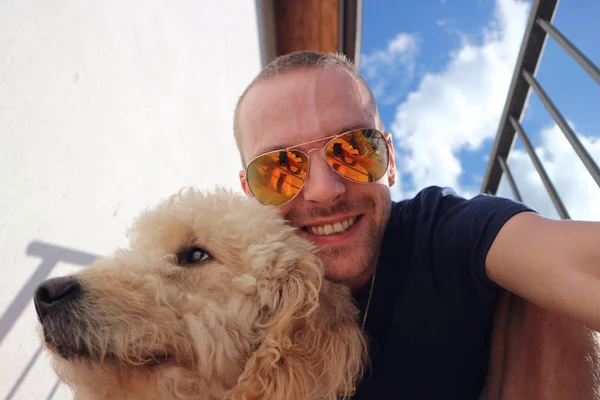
233, 51, 382, 166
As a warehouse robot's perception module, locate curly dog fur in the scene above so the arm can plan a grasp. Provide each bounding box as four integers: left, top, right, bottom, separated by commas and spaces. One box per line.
34, 188, 368, 400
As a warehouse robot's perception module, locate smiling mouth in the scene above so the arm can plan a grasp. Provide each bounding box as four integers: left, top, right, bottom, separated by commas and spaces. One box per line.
301, 216, 359, 236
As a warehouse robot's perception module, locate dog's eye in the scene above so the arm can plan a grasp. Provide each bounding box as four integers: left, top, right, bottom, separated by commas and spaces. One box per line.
177, 246, 212, 266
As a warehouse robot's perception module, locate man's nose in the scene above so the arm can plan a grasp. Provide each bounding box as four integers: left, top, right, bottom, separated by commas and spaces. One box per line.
302, 152, 346, 205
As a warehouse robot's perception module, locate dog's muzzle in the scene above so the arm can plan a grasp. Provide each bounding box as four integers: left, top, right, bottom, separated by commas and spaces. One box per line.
33, 275, 177, 365
34, 276, 82, 322
33, 275, 90, 359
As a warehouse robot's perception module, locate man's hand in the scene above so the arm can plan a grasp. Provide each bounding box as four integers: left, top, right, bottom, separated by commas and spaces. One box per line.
487, 212, 600, 333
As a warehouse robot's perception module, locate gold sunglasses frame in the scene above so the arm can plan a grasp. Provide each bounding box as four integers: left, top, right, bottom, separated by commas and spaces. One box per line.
241, 128, 392, 207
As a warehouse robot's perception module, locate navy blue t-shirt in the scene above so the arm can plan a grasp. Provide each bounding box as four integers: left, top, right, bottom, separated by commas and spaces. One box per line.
351, 186, 536, 399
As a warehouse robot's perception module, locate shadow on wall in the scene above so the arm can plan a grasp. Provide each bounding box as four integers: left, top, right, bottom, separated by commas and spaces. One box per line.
1, 241, 99, 400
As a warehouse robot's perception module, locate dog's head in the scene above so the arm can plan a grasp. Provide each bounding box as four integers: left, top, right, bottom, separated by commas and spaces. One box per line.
34, 188, 367, 400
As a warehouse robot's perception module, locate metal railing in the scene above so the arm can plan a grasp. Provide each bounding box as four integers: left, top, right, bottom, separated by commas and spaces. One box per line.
480, 0, 600, 220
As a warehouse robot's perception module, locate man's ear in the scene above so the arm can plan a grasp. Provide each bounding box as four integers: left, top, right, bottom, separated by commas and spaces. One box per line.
384, 132, 398, 187
239, 170, 252, 196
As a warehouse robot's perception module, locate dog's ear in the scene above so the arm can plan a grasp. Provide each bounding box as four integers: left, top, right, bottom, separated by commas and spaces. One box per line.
230, 256, 368, 400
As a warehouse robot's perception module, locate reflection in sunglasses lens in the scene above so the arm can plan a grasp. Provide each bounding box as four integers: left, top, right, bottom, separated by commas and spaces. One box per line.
246, 129, 389, 206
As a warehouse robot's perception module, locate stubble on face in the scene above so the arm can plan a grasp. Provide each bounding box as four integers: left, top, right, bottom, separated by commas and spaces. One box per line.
284, 192, 391, 287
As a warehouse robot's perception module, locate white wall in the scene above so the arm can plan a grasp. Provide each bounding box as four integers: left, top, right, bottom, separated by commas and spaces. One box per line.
0, 1, 264, 398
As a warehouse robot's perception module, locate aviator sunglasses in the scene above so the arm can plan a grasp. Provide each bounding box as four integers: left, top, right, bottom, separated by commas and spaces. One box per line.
242, 128, 391, 207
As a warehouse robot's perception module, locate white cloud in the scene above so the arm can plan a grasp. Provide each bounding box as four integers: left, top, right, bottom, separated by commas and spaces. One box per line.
361, 33, 419, 105
389, 0, 530, 198
498, 123, 600, 221
374, 0, 599, 222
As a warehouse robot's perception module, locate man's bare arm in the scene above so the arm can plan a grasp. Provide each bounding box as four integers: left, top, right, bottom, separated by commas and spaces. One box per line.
487, 212, 600, 332
485, 291, 600, 400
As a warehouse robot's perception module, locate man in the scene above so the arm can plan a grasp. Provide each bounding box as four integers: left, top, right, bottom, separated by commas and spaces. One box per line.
233, 50, 600, 399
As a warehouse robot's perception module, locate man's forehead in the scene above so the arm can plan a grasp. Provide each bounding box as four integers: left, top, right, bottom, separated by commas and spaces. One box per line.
238, 68, 374, 159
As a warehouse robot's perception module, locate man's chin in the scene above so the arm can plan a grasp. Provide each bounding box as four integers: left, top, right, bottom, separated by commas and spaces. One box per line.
321, 254, 373, 290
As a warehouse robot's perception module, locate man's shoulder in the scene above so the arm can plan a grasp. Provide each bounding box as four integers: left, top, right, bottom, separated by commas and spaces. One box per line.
388, 185, 536, 246
383, 186, 466, 250
409, 185, 463, 203
392, 185, 528, 217
390, 185, 465, 220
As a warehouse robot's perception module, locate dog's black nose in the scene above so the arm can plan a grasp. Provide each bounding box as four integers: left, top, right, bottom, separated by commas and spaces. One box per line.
34, 276, 82, 321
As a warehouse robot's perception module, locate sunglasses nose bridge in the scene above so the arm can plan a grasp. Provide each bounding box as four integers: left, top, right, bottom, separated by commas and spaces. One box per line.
306, 147, 321, 156
306, 147, 335, 174
305, 147, 322, 172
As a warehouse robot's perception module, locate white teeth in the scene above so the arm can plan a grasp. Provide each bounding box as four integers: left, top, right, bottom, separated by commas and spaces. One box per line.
307, 217, 356, 236
333, 222, 344, 233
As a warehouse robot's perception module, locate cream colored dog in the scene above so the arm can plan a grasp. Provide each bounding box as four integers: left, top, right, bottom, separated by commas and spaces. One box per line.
34, 188, 367, 400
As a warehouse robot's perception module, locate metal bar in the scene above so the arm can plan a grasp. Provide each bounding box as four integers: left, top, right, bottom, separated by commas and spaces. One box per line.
45, 380, 61, 400
497, 155, 524, 202
537, 17, 600, 86
522, 70, 600, 188
3, 346, 43, 400
480, 0, 559, 195
509, 116, 570, 219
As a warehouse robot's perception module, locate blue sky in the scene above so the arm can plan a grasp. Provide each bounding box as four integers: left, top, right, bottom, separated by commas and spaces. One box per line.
359, 0, 600, 220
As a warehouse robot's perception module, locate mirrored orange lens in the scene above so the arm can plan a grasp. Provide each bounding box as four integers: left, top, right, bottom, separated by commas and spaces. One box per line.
324, 129, 389, 183
246, 150, 308, 206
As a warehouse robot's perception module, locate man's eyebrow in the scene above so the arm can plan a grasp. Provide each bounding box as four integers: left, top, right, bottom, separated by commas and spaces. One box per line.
257, 122, 371, 154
